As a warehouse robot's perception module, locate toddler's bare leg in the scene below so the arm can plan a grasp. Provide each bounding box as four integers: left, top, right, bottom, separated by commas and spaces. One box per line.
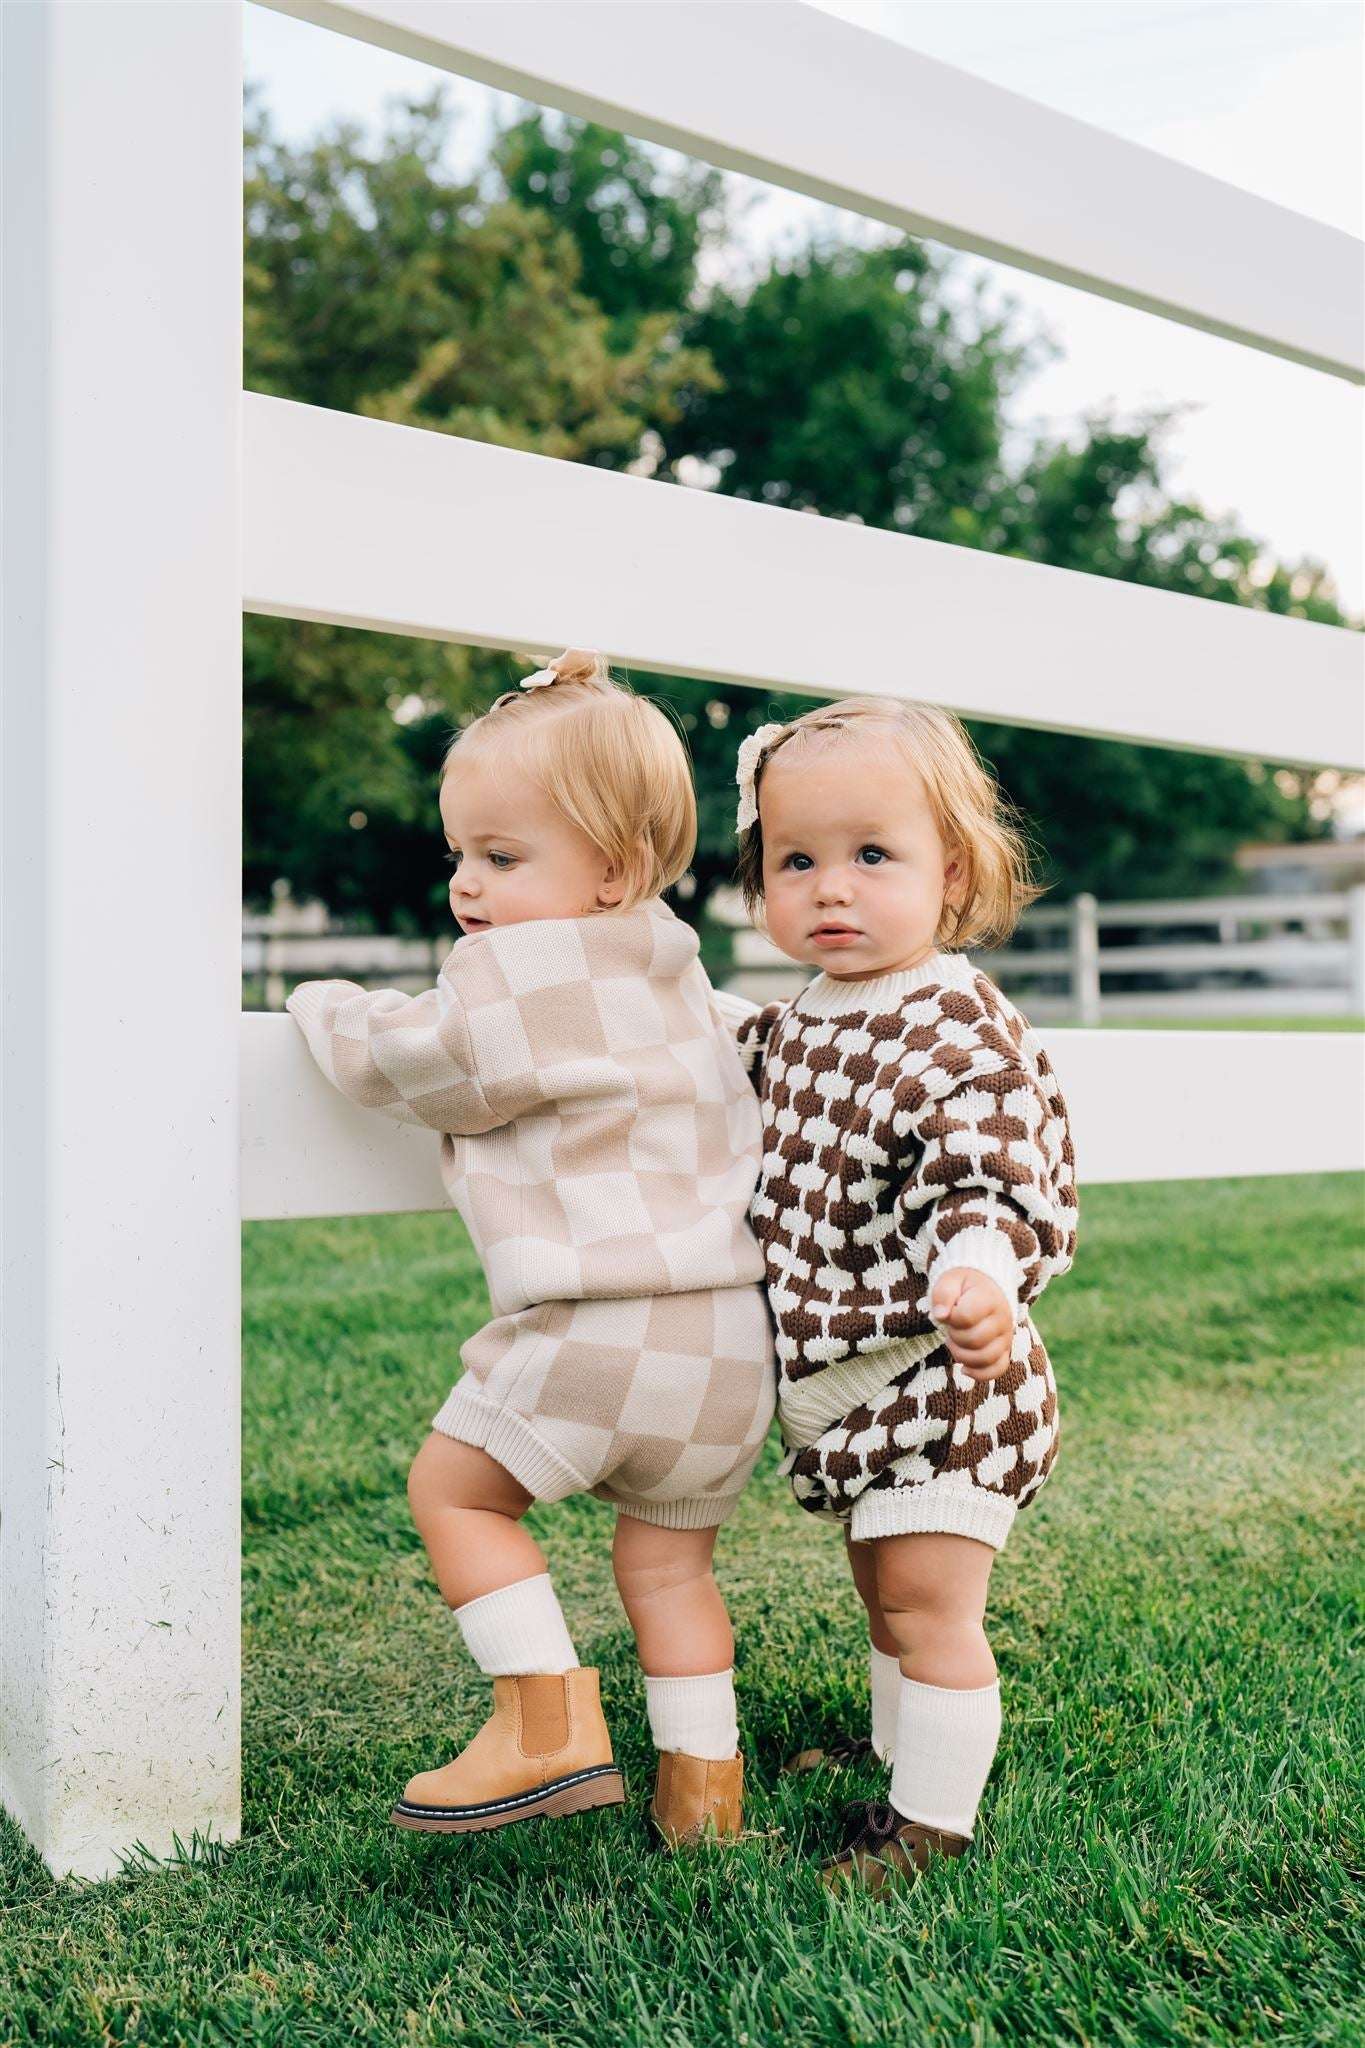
844, 1528, 899, 1656
407, 1432, 544, 1610
611, 1519, 733, 1676
615, 1517, 742, 1833
873, 1531, 997, 1687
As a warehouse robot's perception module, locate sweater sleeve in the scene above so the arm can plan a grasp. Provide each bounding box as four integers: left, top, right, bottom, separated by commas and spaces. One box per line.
729, 999, 784, 1093
895, 1035, 1078, 1317
285, 952, 501, 1135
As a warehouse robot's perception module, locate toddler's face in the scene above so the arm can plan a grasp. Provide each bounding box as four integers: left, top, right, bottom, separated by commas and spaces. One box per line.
440, 755, 623, 934
759, 736, 960, 979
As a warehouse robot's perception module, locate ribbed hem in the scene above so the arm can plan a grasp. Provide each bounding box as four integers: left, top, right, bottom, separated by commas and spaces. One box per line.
778, 1334, 942, 1449
849, 1474, 1016, 1551
793, 952, 979, 1019
431, 1388, 584, 1503
611, 1491, 743, 1530
922, 1228, 1024, 1315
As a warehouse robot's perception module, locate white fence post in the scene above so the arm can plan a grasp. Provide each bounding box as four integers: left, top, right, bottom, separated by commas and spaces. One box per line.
1, 0, 242, 1878
1348, 884, 1365, 1017
1070, 894, 1102, 1026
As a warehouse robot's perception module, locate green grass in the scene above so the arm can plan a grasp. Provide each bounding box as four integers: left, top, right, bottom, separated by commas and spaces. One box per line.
3, 1176, 1363, 2047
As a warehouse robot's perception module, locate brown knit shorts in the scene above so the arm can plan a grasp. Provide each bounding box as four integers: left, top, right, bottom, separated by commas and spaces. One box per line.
432, 1285, 777, 1529
780, 1315, 1060, 1551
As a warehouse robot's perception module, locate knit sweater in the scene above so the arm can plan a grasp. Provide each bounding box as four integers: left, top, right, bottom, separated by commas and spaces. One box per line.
732, 952, 1077, 1444
287, 901, 765, 1316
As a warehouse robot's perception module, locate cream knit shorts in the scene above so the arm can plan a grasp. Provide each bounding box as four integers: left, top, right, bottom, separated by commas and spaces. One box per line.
432, 1285, 777, 1529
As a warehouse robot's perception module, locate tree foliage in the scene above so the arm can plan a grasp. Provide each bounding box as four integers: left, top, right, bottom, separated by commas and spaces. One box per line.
243, 94, 1349, 928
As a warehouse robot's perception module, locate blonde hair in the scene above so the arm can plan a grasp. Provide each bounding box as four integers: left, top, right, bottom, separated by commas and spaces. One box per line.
736, 697, 1039, 949
444, 650, 696, 908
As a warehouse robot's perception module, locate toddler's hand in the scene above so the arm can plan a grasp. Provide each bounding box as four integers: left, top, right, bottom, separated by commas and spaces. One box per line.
929, 1269, 1015, 1380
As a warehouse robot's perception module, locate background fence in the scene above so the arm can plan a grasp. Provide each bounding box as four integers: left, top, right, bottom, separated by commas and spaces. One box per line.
244, 887, 1365, 1023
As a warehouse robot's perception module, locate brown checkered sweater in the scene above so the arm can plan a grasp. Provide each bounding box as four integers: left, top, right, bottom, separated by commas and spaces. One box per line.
287, 901, 765, 1316
728, 952, 1077, 1453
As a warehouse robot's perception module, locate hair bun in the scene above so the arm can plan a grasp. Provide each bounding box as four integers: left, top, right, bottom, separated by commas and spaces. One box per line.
549, 648, 607, 687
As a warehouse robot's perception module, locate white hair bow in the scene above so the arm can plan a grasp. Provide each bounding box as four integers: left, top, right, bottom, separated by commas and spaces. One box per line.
519, 660, 561, 691
735, 722, 784, 833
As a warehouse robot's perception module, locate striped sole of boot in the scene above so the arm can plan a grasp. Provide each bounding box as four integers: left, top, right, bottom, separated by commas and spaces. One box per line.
390, 1763, 626, 1834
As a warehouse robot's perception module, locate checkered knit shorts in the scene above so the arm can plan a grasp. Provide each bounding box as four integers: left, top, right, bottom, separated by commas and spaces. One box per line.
778, 1316, 1060, 1552
432, 1285, 777, 1528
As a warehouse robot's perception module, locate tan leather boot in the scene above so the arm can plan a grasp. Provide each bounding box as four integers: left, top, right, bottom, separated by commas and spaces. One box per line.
650, 1751, 744, 1849
392, 1668, 625, 1834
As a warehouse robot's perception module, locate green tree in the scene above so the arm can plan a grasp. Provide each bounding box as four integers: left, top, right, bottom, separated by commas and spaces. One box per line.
661, 256, 1347, 908
245, 98, 1351, 931
243, 92, 716, 924
493, 115, 724, 348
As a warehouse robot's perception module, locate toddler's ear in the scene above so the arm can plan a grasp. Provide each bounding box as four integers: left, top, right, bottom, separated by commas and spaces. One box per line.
596, 865, 628, 909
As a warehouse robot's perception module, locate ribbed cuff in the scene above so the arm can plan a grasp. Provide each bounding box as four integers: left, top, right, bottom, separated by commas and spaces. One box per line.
610, 1492, 744, 1529
922, 1228, 1024, 1316
432, 1387, 584, 1503
644, 1669, 739, 1761
283, 979, 333, 1030
849, 1474, 1016, 1551
453, 1574, 579, 1677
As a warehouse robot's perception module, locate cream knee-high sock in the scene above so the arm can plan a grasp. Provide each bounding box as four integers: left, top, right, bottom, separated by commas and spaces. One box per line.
644, 1670, 739, 1760
453, 1573, 579, 1676
888, 1677, 1002, 1837
870, 1646, 900, 1763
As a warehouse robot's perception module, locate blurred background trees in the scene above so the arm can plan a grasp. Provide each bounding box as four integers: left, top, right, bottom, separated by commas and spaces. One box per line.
244, 91, 1349, 932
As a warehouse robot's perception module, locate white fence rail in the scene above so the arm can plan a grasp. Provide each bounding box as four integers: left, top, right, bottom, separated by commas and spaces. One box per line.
241, 1011, 1365, 1218
6, 0, 1363, 1882
245, 396, 1364, 771
267, 0, 1364, 381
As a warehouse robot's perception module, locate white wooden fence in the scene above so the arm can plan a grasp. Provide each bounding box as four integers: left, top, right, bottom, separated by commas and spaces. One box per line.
729, 888, 1365, 1023
3, 0, 1363, 1881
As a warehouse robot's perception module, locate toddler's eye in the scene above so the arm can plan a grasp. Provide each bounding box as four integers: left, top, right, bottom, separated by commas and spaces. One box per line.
444, 850, 462, 869
489, 852, 516, 871
783, 852, 814, 872
857, 845, 888, 866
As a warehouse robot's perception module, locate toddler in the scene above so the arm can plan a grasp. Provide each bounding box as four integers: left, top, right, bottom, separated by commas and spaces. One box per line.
726, 697, 1077, 1892
287, 652, 775, 1848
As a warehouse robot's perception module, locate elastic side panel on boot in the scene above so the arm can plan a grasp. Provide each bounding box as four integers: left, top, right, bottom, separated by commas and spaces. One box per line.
517, 1674, 571, 1755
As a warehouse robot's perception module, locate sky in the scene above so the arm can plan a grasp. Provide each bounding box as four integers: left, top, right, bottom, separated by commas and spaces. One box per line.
243, 0, 1364, 610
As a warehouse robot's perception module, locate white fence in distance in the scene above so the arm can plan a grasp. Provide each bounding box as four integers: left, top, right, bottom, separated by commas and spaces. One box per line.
244, 888, 1365, 1025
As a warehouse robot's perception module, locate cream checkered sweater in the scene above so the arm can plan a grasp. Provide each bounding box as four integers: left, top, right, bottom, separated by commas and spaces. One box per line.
286, 901, 765, 1314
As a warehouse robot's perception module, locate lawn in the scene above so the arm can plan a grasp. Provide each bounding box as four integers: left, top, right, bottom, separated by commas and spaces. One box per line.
3, 1174, 1362, 2047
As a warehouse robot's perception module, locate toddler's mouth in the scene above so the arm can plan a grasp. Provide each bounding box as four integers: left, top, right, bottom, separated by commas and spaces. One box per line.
811, 922, 862, 948
458, 914, 492, 934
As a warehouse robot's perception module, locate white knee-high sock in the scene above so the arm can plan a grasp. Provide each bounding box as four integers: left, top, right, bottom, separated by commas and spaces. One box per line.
888, 1678, 1002, 1837
453, 1573, 579, 1676
644, 1670, 739, 1761
870, 1646, 901, 1763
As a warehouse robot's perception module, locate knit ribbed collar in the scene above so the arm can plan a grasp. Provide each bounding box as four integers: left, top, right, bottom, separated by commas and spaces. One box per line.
792, 950, 979, 1018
